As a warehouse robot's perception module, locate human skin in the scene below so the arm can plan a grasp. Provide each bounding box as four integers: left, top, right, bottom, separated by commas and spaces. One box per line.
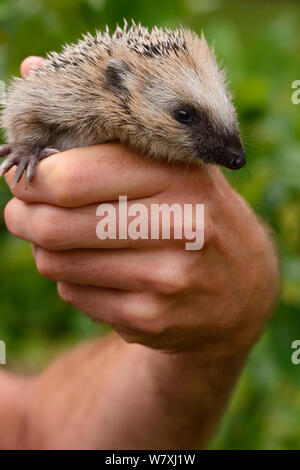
0, 57, 279, 450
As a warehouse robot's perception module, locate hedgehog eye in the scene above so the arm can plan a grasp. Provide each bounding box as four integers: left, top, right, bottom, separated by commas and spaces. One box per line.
174, 107, 195, 124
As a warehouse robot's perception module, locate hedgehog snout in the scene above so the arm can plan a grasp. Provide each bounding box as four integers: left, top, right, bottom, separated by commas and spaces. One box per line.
200, 144, 246, 170
225, 149, 247, 170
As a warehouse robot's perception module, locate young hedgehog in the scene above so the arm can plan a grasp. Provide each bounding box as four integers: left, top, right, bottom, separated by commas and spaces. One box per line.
0, 21, 246, 187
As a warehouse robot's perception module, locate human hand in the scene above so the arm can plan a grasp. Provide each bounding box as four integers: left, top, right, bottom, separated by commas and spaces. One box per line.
4, 57, 279, 356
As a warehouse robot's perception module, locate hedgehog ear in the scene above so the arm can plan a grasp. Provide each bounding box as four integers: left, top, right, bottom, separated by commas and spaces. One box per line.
104, 58, 131, 93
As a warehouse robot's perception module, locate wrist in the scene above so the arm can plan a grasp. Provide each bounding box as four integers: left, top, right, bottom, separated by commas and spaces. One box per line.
127, 340, 248, 448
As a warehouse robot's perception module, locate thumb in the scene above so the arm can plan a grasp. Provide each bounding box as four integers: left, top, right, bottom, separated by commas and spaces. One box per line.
20, 56, 45, 78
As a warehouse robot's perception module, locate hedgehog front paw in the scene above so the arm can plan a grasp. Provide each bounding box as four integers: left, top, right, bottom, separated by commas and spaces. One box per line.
0, 144, 13, 158
0, 146, 59, 188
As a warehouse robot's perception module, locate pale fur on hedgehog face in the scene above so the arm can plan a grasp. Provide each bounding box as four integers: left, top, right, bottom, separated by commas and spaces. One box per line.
102, 26, 245, 170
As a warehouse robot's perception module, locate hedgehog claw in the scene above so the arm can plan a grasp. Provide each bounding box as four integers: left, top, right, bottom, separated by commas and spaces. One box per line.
25, 148, 59, 184
0, 154, 18, 177
0, 146, 59, 188
12, 160, 28, 188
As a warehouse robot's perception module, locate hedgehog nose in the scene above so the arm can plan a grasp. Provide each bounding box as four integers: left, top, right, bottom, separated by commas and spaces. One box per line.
228, 149, 246, 170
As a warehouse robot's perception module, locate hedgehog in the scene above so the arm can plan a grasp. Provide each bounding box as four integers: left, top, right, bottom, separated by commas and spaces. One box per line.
0, 21, 246, 188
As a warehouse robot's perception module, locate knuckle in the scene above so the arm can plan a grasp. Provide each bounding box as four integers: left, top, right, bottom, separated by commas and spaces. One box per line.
33, 207, 63, 248
149, 260, 192, 294
203, 213, 215, 245
121, 295, 165, 337
53, 161, 80, 206
35, 250, 58, 281
4, 200, 18, 235
57, 282, 74, 305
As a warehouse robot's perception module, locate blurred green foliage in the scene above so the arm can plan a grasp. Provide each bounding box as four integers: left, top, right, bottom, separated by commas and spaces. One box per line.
0, 0, 300, 450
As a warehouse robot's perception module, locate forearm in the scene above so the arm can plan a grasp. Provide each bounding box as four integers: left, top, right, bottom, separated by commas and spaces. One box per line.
108, 340, 249, 449
0, 370, 31, 449
21, 331, 253, 450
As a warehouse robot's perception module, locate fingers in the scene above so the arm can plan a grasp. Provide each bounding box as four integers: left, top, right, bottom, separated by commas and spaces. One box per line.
5, 198, 123, 250
20, 56, 45, 78
57, 282, 167, 340
5, 197, 188, 250
5, 143, 174, 207
32, 245, 193, 294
